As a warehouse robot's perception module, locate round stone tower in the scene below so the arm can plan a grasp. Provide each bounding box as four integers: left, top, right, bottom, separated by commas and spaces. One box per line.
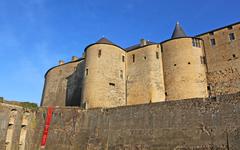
126, 40, 165, 105
161, 22, 208, 100
82, 38, 126, 108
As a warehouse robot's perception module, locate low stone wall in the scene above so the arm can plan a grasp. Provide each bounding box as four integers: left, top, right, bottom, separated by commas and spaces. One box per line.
1, 93, 240, 149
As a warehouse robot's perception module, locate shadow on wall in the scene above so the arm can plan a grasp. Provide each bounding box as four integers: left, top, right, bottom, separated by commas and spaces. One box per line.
65, 61, 85, 107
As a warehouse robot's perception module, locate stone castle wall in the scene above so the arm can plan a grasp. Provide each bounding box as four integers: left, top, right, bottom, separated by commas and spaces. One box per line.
41, 59, 84, 107
197, 23, 240, 96
1, 93, 240, 149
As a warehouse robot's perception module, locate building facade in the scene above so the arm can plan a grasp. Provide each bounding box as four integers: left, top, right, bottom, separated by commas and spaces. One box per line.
41, 21, 240, 108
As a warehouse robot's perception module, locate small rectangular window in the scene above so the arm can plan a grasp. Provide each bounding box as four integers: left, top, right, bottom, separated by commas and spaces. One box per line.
207, 85, 211, 90
210, 39, 216, 46
229, 33, 235, 41
120, 70, 123, 79
85, 69, 88, 76
109, 83, 115, 86
156, 52, 159, 59
132, 54, 135, 63
98, 49, 101, 58
122, 55, 125, 62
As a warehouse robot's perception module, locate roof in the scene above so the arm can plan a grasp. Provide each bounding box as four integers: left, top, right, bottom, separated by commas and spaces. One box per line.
125, 40, 157, 52
96, 37, 114, 44
171, 22, 187, 39
195, 21, 240, 37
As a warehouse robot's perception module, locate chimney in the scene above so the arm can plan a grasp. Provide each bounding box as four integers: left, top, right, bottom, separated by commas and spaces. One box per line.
59, 60, 64, 65
140, 39, 147, 46
72, 56, 78, 61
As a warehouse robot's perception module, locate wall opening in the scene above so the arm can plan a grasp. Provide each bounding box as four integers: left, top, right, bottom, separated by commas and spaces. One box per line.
192, 38, 201, 47
109, 83, 115, 86
156, 52, 159, 59
144, 56, 147, 60
207, 85, 211, 91
165, 92, 168, 96
98, 49, 102, 58
120, 70, 123, 79
233, 54, 236, 58
174, 64, 177, 66
132, 54, 135, 63
210, 38, 216, 46
229, 33, 235, 41
200, 56, 206, 64
188, 62, 191, 64
122, 55, 125, 62
85, 69, 88, 76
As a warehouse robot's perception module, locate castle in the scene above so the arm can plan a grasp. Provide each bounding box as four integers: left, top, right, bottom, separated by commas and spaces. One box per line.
1, 21, 240, 150
41, 21, 240, 109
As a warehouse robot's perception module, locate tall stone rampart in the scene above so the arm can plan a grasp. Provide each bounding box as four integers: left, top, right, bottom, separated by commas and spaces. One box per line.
1, 93, 240, 149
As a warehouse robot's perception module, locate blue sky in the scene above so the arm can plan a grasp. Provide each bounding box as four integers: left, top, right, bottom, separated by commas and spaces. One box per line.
0, 0, 239, 105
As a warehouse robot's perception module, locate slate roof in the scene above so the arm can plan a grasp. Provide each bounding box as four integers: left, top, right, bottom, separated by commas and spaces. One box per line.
125, 41, 157, 51
96, 37, 114, 44
171, 22, 187, 39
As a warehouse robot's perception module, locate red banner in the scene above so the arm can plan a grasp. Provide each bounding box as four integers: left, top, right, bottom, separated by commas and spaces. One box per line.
40, 107, 54, 148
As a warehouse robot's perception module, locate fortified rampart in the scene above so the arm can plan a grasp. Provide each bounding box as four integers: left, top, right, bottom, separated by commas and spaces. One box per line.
1, 93, 240, 149
41, 21, 240, 109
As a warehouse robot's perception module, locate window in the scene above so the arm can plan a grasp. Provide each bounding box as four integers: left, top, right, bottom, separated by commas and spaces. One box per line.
207, 85, 211, 90
156, 52, 159, 59
109, 83, 115, 86
210, 39, 216, 46
132, 54, 135, 62
200, 56, 206, 64
98, 49, 101, 58
122, 56, 125, 62
144, 56, 147, 60
229, 33, 235, 41
192, 39, 201, 48
85, 69, 88, 76
120, 70, 123, 79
